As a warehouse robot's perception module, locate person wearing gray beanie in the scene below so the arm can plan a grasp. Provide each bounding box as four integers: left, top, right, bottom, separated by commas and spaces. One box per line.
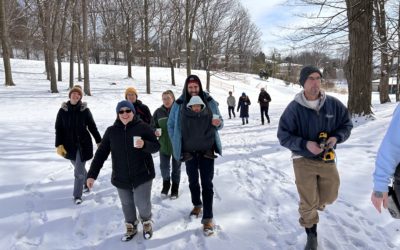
299, 65, 322, 87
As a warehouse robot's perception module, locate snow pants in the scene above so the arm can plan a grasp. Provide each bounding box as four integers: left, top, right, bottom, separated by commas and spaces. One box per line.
293, 157, 340, 228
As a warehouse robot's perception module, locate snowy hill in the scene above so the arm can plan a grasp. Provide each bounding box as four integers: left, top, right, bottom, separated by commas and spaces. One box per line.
0, 59, 399, 250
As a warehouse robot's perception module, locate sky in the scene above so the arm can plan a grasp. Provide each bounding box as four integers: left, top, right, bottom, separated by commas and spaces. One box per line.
0, 58, 399, 249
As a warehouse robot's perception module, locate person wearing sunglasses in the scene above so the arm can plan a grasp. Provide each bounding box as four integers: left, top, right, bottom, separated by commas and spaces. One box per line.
277, 65, 353, 250
55, 85, 102, 205
86, 100, 160, 241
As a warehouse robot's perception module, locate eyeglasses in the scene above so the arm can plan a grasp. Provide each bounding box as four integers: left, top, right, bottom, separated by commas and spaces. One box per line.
118, 109, 132, 114
307, 76, 322, 81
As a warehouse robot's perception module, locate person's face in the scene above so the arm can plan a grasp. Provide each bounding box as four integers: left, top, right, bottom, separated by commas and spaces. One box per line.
191, 104, 202, 112
303, 72, 321, 100
118, 108, 134, 125
229, 92, 232, 96
188, 82, 200, 96
162, 94, 174, 108
70, 92, 81, 105
126, 93, 137, 103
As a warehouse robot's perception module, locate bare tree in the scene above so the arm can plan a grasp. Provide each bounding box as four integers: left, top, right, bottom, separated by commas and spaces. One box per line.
144, 0, 150, 93
69, 0, 79, 88
82, 0, 90, 95
345, 0, 373, 115
374, 0, 391, 103
0, 0, 14, 86
57, 0, 71, 82
185, 0, 201, 76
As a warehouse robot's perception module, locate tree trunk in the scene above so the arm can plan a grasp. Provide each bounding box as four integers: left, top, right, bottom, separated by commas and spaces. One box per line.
57, 0, 71, 82
374, 0, 391, 103
168, 57, 176, 86
185, 0, 191, 76
397, 2, 400, 102
69, 0, 78, 88
82, 0, 90, 95
345, 0, 373, 116
126, 16, 132, 78
0, 0, 14, 86
144, 0, 150, 94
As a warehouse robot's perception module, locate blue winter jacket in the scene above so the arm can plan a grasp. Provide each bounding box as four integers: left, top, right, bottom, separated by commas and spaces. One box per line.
373, 104, 400, 192
168, 76, 223, 161
277, 91, 352, 158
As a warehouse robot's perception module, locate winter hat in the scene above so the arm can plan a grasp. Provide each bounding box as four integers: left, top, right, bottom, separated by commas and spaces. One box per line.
187, 96, 205, 108
187, 75, 200, 86
242, 92, 246, 96
69, 85, 83, 99
125, 87, 138, 99
116, 100, 136, 114
299, 65, 322, 87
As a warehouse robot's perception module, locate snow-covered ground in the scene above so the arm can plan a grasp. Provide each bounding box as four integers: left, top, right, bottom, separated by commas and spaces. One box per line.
0, 59, 399, 250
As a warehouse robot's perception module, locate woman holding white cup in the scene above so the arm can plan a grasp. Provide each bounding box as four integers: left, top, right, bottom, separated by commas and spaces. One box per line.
87, 100, 160, 241
151, 90, 182, 199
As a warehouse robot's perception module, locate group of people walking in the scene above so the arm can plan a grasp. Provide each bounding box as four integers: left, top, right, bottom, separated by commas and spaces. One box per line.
55, 75, 223, 240
227, 87, 271, 125
55, 66, 399, 249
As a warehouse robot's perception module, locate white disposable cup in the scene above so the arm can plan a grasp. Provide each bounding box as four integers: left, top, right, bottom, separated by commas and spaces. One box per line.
133, 136, 141, 148
212, 114, 220, 120
156, 128, 162, 136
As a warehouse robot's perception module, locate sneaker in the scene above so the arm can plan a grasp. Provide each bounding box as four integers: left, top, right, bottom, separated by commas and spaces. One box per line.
203, 150, 217, 159
74, 197, 82, 205
203, 222, 215, 236
121, 222, 138, 242
190, 207, 202, 218
142, 220, 153, 239
304, 233, 318, 250
180, 152, 193, 162
161, 180, 170, 197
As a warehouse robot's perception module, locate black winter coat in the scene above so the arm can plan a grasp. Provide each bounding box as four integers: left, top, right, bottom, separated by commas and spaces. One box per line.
258, 91, 271, 108
87, 118, 160, 189
133, 100, 152, 124
237, 96, 251, 118
55, 101, 102, 161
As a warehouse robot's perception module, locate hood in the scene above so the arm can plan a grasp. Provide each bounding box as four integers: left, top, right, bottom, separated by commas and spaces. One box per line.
181, 75, 205, 104
294, 90, 326, 111
61, 101, 87, 112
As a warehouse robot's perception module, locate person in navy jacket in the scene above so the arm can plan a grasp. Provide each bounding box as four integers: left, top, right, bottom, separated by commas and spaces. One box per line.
277, 66, 352, 249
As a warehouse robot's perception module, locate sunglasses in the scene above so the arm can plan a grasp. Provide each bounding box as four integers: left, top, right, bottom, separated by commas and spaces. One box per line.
118, 109, 132, 114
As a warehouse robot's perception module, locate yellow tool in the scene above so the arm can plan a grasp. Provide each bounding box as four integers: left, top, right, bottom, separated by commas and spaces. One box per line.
318, 132, 336, 163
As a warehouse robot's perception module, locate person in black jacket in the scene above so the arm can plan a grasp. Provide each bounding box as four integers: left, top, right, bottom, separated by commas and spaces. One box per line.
258, 87, 271, 125
55, 85, 101, 205
237, 92, 251, 125
125, 87, 152, 124
86, 100, 160, 241
277, 66, 352, 250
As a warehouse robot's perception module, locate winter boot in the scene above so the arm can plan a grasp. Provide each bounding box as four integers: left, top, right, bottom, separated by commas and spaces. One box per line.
142, 220, 153, 239
203, 150, 217, 159
161, 180, 171, 197
246, 118, 248, 124
190, 206, 202, 218
305, 224, 318, 250
242, 119, 245, 125
170, 182, 179, 199
203, 221, 215, 236
121, 222, 138, 242
83, 184, 90, 194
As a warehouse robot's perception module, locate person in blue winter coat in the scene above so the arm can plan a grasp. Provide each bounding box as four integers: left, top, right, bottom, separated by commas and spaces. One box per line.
167, 74, 223, 236
371, 104, 400, 215
237, 92, 251, 125
277, 66, 352, 250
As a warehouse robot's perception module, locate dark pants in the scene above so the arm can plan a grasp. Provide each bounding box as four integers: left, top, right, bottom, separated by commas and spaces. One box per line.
228, 106, 235, 118
185, 153, 214, 223
260, 106, 270, 124
159, 152, 181, 184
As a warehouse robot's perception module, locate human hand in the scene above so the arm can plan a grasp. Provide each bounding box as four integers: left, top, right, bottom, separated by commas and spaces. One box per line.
135, 138, 144, 148
306, 141, 324, 155
326, 137, 337, 148
56, 145, 67, 157
87, 178, 95, 189
371, 191, 388, 213
212, 118, 221, 127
